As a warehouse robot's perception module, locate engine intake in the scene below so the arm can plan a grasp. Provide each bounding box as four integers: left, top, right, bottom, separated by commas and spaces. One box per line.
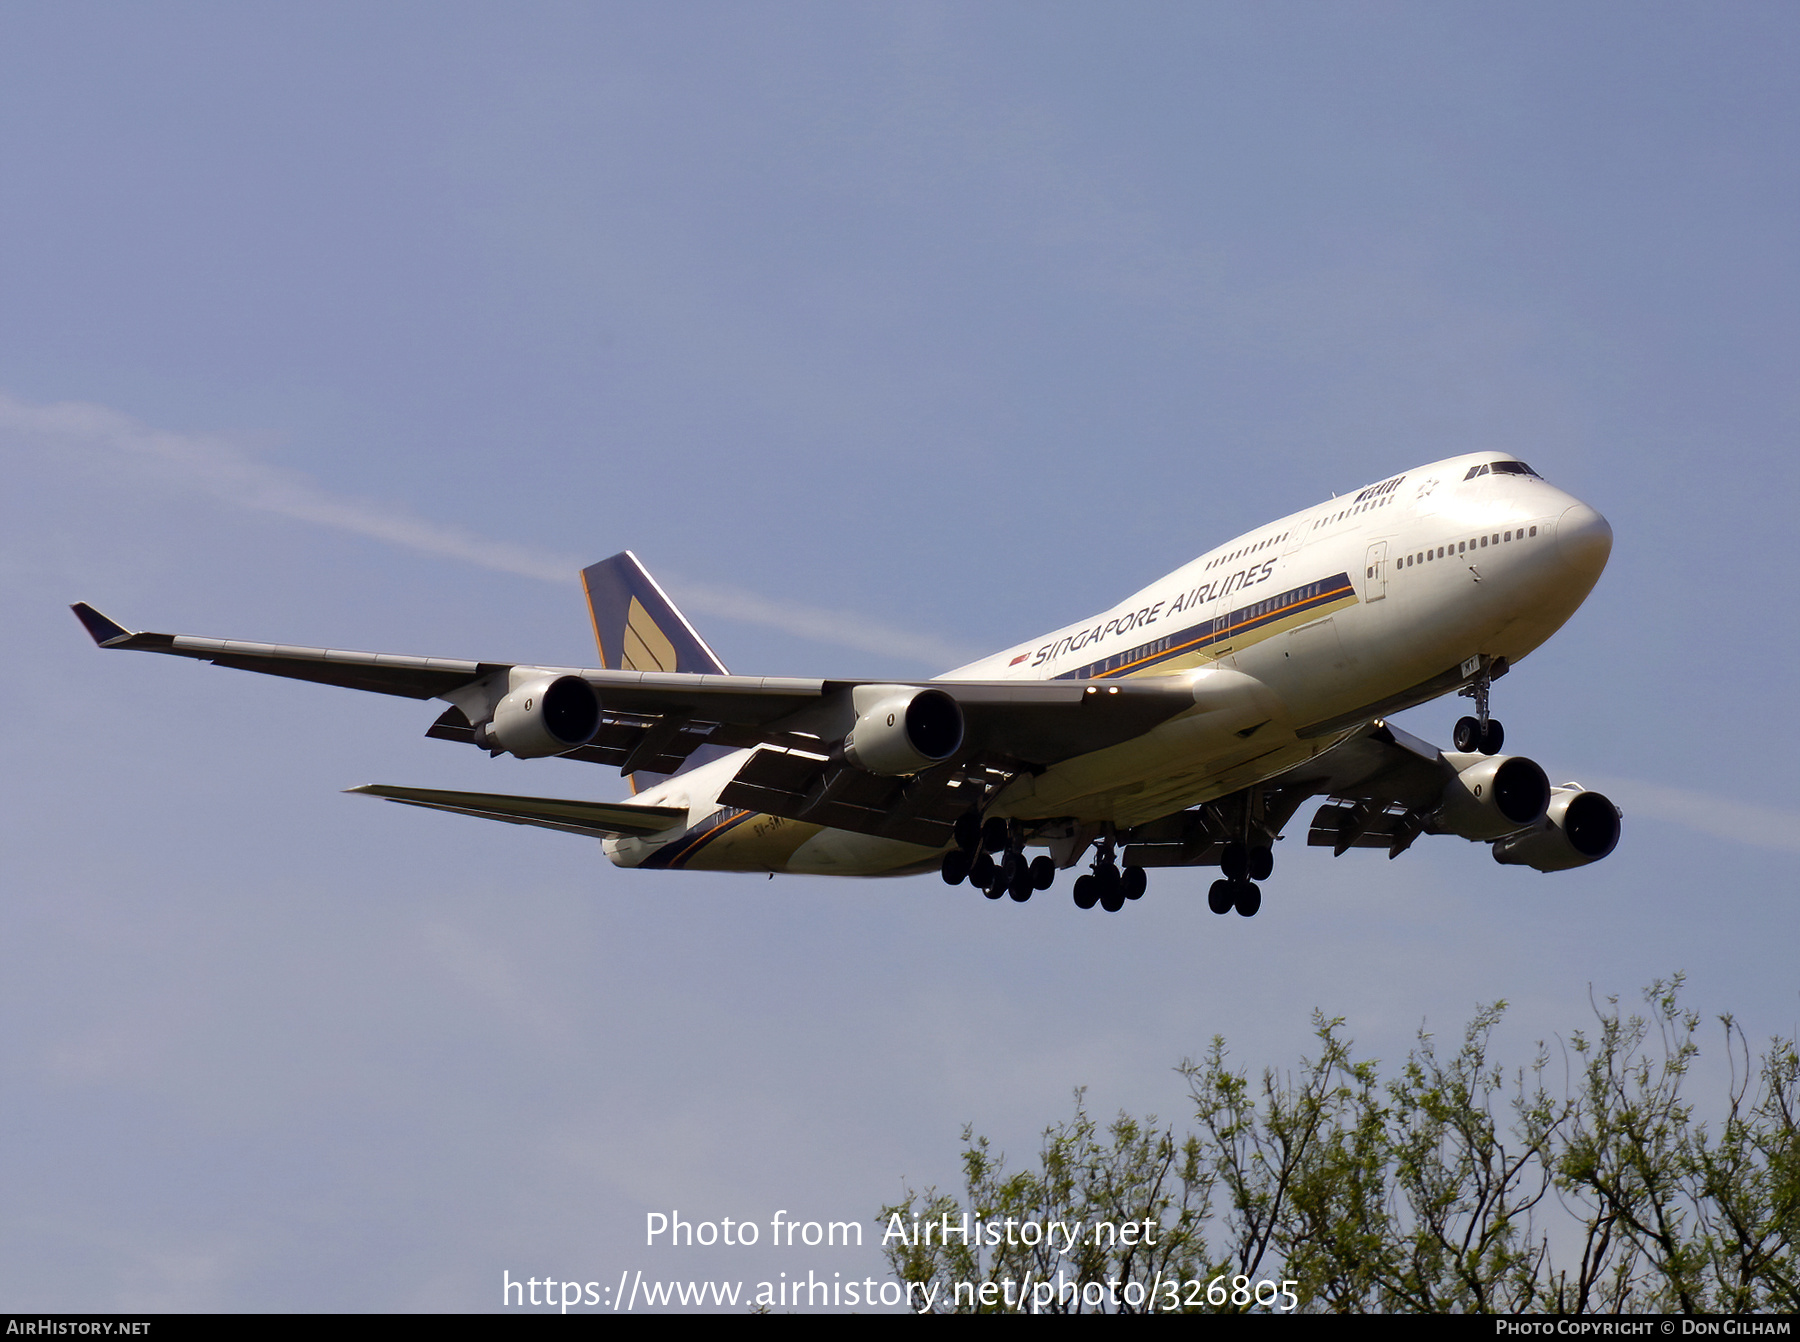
844, 686, 964, 776
482, 674, 601, 759
1432, 753, 1550, 841
1492, 787, 1621, 871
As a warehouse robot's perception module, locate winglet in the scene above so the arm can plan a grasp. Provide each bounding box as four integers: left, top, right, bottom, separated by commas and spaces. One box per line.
70, 603, 135, 647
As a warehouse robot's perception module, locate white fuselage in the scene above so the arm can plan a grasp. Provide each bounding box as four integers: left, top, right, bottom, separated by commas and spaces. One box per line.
607, 453, 1611, 875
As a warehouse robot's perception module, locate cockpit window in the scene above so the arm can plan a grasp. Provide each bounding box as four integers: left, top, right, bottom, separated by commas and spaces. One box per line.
1465, 460, 1540, 480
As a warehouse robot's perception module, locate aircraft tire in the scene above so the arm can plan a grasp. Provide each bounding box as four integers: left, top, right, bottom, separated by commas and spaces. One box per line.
1008, 865, 1034, 901
1073, 875, 1099, 910
983, 878, 1005, 900
941, 850, 973, 885
1208, 880, 1234, 915
970, 852, 996, 889
1235, 882, 1262, 917
1121, 866, 1147, 900
1454, 716, 1481, 751
982, 817, 1009, 852
954, 812, 982, 853
1480, 719, 1505, 754
1093, 864, 1123, 912
1029, 856, 1056, 890
1248, 846, 1273, 881
1220, 842, 1248, 881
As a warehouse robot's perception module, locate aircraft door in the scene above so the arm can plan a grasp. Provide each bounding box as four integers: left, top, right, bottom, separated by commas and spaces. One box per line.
1364, 541, 1388, 601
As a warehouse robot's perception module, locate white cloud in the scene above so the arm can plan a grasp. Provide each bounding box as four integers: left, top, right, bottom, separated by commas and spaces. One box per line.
0, 391, 974, 666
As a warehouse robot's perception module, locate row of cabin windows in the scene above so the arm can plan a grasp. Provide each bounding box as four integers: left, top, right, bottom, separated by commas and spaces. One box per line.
1311, 494, 1394, 533
1206, 530, 1290, 570
1367, 525, 1540, 577
1072, 578, 1343, 677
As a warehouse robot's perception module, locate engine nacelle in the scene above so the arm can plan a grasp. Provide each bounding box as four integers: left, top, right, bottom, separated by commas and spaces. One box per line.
480, 673, 601, 759
843, 686, 964, 776
1492, 787, 1621, 872
1432, 752, 1550, 841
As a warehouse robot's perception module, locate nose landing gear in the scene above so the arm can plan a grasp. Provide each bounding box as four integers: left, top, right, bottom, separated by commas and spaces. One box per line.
1454, 658, 1507, 754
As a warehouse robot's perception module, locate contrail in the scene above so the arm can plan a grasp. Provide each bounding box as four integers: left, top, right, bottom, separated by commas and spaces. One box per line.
0, 391, 975, 666
1575, 775, 1800, 855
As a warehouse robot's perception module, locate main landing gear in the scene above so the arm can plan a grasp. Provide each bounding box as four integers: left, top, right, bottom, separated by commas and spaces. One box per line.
1207, 839, 1270, 917
940, 815, 1053, 902
1453, 659, 1506, 754
940, 816, 1149, 911
1071, 840, 1146, 914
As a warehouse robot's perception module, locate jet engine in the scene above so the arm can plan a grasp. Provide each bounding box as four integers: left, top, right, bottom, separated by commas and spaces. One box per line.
843, 686, 964, 776
478, 673, 601, 759
1431, 752, 1551, 841
1491, 786, 1621, 871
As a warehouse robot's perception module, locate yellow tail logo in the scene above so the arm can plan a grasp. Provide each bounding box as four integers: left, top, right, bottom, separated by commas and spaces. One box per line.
621, 596, 678, 674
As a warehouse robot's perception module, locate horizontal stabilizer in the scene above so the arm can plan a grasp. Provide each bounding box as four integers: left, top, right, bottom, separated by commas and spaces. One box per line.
346, 784, 688, 839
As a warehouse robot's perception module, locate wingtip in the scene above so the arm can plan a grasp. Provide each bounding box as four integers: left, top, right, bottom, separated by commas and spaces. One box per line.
70, 603, 134, 646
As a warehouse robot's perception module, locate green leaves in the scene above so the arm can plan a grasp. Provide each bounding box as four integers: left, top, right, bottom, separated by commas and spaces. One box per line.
881, 982, 1800, 1313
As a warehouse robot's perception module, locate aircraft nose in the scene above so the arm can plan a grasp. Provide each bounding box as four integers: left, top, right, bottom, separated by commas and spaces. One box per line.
1555, 502, 1613, 573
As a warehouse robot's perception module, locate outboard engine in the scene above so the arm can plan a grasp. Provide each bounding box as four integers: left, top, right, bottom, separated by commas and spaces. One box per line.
1492, 786, 1622, 871
477, 673, 601, 759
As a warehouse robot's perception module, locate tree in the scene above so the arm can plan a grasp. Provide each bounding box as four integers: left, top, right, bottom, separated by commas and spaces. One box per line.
879, 980, 1799, 1313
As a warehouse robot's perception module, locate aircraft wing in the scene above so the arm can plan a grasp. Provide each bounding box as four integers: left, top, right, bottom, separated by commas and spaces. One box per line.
72, 604, 1200, 775
345, 785, 687, 839
1121, 719, 1477, 867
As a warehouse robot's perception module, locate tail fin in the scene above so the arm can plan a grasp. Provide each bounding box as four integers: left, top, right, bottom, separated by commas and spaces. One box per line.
580, 552, 731, 791
581, 551, 729, 677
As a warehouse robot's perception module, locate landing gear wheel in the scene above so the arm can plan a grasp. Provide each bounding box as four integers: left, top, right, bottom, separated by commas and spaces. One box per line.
1099, 867, 1126, 913
1029, 856, 1056, 891
982, 879, 1005, 900
1454, 716, 1481, 752
1208, 880, 1234, 915
940, 850, 973, 885
953, 812, 981, 853
1248, 846, 1273, 882
1235, 882, 1262, 917
969, 852, 996, 890
1121, 867, 1147, 901
1008, 861, 1034, 902
1220, 842, 1249, 881
982, 817, 1009, 853
1073, 874, 1099, 910
1479, 719, 1504, 754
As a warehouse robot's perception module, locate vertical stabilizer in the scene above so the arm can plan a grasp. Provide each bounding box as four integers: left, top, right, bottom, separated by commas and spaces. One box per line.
582, 551, 729, 677
580, 552, 731, 789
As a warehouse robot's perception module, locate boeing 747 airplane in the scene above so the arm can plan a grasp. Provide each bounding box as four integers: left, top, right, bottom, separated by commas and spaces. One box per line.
74, 451, 1618, 916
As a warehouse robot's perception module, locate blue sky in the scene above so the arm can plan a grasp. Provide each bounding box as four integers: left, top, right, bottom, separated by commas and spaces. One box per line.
1, 2, 1795, 1311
